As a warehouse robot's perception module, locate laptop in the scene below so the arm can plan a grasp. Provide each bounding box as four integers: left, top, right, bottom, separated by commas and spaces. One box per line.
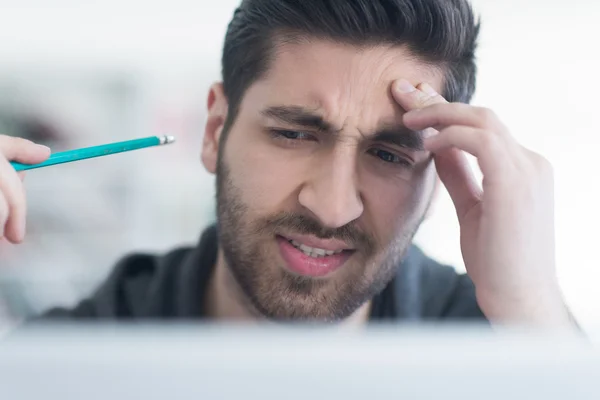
0, 323, 597, 400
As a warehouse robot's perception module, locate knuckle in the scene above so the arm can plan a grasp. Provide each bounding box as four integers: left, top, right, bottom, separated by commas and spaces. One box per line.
479, 130, 501, 154
423, 93, 445, 108
414, 91, 432, 108
528, 151, 554, 175
475, 107, 498, 127
0, 135, 34, 155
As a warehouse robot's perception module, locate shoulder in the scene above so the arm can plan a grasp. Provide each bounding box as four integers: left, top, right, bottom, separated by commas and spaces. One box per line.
109, 247, 194, 316
395, 245, 486, 320
42, 246, 194, 319
41, 226, 219, 320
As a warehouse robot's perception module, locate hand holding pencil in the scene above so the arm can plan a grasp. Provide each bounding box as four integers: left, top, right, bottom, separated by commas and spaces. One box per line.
0, 134, 174, 244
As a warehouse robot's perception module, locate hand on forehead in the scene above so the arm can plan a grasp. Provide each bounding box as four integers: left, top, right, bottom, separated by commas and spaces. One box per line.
248, 40, 444, 134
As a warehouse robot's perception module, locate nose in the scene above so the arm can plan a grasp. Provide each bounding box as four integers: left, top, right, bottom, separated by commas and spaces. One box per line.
298, 150, 364, 229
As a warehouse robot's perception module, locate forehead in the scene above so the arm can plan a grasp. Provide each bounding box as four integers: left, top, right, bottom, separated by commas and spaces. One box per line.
242, 40, 444, 127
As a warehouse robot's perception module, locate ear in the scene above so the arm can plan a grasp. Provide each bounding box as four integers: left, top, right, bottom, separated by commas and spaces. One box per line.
202, 82, 228, 174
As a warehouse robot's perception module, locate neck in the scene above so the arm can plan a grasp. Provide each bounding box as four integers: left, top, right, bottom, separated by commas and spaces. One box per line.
205, 250, 372, 325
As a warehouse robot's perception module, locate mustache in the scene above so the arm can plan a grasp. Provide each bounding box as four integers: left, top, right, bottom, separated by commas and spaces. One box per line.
258, 212, 376, 253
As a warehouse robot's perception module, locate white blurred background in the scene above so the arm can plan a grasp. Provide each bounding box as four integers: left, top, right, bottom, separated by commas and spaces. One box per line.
0, 0, 597, 334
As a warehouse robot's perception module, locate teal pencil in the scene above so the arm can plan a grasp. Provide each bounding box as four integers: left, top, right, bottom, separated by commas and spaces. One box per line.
10, 135, 175, 172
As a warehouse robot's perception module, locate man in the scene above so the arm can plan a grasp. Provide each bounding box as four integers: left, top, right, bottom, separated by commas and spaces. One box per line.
0, 0, 574, 326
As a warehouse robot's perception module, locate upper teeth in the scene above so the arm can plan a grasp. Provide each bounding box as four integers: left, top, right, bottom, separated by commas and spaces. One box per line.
290, 240, 343, 258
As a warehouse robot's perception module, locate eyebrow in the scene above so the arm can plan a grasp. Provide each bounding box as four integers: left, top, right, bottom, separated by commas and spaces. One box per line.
370, 128, 425, 151
261, 106, 336, 132
261, 105, 424, 151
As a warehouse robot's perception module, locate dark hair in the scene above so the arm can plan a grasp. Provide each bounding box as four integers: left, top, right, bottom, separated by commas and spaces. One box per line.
221, 0, 480, 134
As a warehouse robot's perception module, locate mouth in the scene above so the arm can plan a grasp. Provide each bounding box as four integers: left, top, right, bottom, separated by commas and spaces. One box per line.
287, 238, 345, 257
276, 235, 354, 278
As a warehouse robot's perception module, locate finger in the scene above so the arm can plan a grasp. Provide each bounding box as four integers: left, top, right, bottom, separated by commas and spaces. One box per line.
391, 79, 447, 113
433, 148, 482, 221
425, 125, 512, 180
0, 192, 8, 239
0, 156, 27, 243
0, 136, 51, 164
404, 103, 506, 133
17, 171, 25, 182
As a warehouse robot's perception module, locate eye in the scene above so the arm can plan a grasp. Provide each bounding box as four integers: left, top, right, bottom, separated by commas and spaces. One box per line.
270, 129, 316, 142
368, 148, 413, 167
273, 129, 312, 140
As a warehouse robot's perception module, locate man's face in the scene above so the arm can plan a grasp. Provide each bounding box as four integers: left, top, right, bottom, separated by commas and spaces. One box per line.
210, 41, 442, 321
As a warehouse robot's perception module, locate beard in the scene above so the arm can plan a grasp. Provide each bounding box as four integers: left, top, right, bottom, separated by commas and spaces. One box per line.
215, 158, 426, 322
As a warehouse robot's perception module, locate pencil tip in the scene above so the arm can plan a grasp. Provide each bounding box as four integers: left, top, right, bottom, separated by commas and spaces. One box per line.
160, 135, 176, 145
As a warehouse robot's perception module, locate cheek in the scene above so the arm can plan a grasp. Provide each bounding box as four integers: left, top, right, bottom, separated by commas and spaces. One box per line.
361, 162, 436, 237
224, 131, 305, 216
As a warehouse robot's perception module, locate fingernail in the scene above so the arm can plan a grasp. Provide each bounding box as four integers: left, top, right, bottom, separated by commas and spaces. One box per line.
37, 144, 51, 152
394, 79, 416, 93
421, 83, 438, 96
